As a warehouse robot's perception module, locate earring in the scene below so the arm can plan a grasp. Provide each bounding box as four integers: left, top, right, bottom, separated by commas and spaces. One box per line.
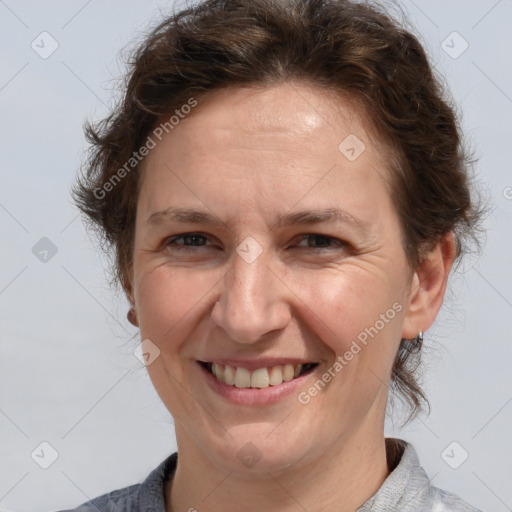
411, 330, 423, 350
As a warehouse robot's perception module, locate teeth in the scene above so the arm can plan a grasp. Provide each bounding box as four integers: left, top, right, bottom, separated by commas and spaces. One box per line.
207, 362, 312, 389
224, 364, 235, 385
234, 367, 251, 388
269, 365, 283, 385
212, 363, 224, 383
283, 364, 294, 381
251, 368, 269, 388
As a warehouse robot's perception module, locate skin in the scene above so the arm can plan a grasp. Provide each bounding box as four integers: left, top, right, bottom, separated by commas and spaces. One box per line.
128, 81, 456, 512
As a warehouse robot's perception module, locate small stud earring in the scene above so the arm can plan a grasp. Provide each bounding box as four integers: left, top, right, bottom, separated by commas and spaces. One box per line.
412, 330, 423, 350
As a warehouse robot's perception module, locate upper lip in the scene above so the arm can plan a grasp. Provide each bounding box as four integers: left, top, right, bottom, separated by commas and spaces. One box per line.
198, 358, 317, 370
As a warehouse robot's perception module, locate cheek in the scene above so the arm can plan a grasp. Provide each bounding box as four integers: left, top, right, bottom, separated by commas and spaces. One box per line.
133, 265, 219, 344
300, 265, 405, 365
132, 267, 215, 406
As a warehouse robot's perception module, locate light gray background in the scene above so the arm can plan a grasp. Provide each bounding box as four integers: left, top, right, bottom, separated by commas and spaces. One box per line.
0, 1, 511, 511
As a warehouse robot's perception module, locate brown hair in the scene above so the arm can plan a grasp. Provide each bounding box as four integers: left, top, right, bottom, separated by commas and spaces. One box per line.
74, 0, 483, 422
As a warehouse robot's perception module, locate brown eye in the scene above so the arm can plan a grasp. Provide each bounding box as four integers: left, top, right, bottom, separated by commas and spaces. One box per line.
164, 233, 212, 250
295, 234, 346, 249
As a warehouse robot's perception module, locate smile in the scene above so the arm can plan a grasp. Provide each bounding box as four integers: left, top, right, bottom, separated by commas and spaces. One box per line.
199, 361, 318, 389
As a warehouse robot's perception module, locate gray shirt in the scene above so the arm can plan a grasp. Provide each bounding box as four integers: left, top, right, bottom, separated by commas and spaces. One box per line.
59, 438, 483, 511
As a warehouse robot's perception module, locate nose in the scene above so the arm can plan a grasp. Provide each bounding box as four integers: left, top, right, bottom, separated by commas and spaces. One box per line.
210, 247, 291, 345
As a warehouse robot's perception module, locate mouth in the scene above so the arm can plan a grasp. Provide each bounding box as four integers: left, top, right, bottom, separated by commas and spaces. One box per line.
198, 361, 319, 389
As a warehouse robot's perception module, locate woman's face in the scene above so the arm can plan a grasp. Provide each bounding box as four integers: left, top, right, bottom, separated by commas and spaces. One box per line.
131, 82, 420, 472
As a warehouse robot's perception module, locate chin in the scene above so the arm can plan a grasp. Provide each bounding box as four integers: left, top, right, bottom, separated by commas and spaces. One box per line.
201, 422, 314, 475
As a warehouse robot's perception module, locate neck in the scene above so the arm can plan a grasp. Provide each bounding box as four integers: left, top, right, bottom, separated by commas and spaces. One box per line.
166, 420, 390, 512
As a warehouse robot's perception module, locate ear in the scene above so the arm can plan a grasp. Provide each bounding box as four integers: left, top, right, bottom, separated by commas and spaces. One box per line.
401, 232, 457, 339
127, 307, 139, 327
125, 285, 139, 327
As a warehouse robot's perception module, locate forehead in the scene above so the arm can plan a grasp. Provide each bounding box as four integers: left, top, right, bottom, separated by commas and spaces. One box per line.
177, 81, 380, 148
137, 81, 394, 219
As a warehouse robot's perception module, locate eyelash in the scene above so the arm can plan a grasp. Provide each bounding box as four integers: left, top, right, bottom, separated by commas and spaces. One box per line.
163, 233, 346, 251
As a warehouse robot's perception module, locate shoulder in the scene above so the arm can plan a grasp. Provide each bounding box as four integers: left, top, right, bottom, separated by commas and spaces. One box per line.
57, 483, 141, 512
57, 452, 177, 512
358, 438, 484, 512
430, 487, 485, 512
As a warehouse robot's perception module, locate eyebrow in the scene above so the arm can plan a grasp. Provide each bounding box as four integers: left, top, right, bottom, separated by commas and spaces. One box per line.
146, 206, 370, 231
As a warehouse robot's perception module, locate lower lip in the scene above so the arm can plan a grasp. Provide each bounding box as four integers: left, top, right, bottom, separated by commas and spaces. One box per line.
197, 362, 318, 405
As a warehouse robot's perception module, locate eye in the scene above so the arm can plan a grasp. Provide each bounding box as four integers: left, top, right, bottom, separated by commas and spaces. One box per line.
164, 232, 215, 250
162, 232, 348, 253
294, 234, 346, 250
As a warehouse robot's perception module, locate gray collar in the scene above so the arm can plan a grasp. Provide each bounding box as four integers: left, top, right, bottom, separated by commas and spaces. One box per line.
357, 438, 433, 511
123, 438, 479, 512
142, 439, 428, 512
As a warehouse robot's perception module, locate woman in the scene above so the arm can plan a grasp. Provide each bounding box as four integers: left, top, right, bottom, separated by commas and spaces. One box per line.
62, 0, 484, 510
